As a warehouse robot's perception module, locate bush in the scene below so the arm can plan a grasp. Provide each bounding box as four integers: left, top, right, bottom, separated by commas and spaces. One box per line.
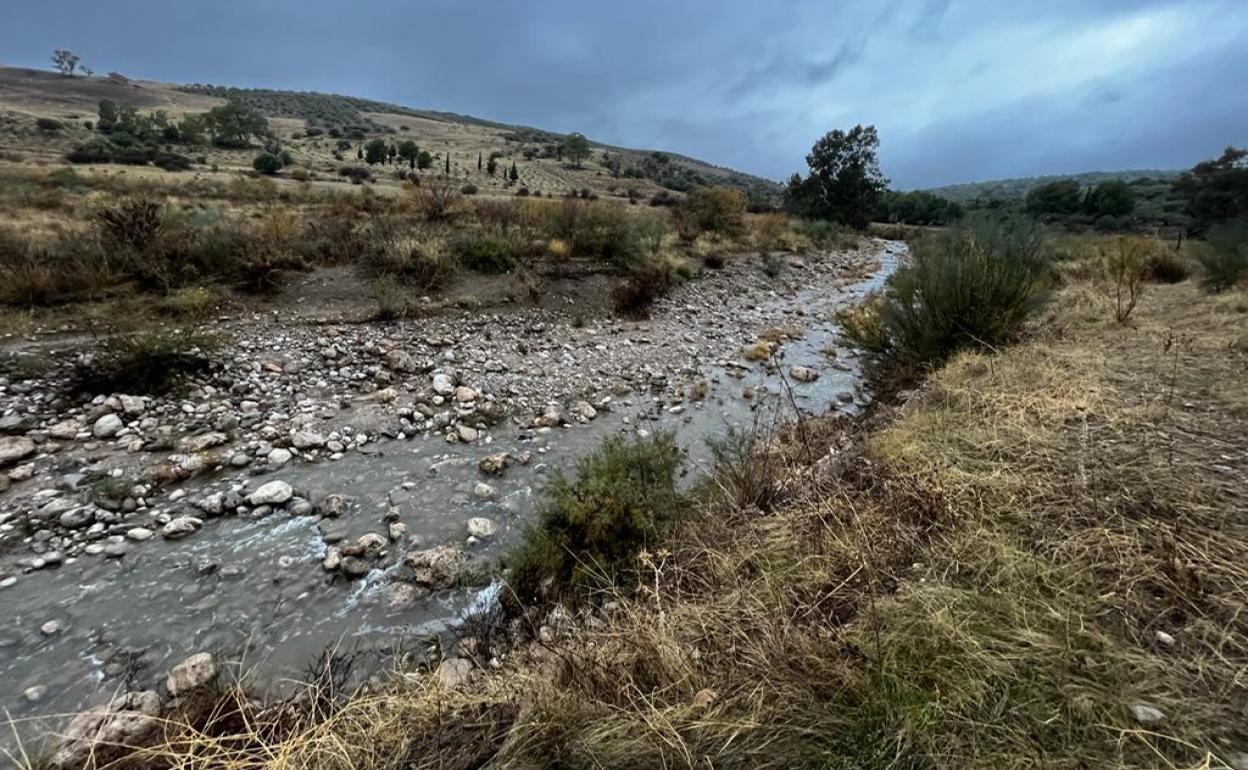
613, 261, 672, 318
460, 183, 478, 195
152, 152, 192, 172
65, 140, 115, 164
96, 198, 163, 254
73, 329, 220, 396
371, 275, 411, 321
844, 215, 1051, 369
1199, 220, 1248, 292
338, 166, 372, 184
36, 117, 63, 132
0, 232, 112, 306
253, 153, 283, 175
1144, 247, 1192, 284
506, 431, 681, 604
455, 231, 518, 274
674, 185, 746, 238
545, 200, 665, 268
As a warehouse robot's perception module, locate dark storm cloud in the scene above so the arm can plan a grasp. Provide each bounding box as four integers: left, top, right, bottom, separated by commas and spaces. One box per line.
2, 0, 1245, 188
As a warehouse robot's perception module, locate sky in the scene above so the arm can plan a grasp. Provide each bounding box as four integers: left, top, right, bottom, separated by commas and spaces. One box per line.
2, 0, 1246, 189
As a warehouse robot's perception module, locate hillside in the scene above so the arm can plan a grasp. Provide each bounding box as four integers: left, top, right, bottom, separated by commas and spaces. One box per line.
926, 169, 1182, 205
0, 65, 780, 202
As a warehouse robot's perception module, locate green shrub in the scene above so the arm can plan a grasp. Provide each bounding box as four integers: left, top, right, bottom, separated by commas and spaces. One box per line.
844, 214, 1052, 369
252, 153, 283, 175
506, 431, 682, 604
73, 329, 220, 396
455, 231, 518, 274
36, 117, 63, 132
674, 185, 746, 238
544, 200, 663, 267
371, 275, 411, 320
794, 219, 843, 243
1199, 220, 1248, 292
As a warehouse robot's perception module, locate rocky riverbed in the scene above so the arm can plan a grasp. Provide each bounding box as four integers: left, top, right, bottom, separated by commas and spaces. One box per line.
0, 240, 899, 750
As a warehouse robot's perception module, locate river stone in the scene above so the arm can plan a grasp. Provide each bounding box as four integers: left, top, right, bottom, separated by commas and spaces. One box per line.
92, 413, 124, 439
58, 507, 95, 530
0, 436, 36, 468
249, 480, 293, 506
167, 652, 218, 696
162, 516, 202, 540
432, 372, 455, 396
789, 365, 819, 383
381, 581, 428, 609
453, 385, 477, 403
47, 419, 82, 440
118, 394, 146, 415
405, 545, 465, 587
22, 684, 47, 702
456, 424, 479, 443
291, 430, 327, 450
126, 527, 154, 542
50, 690, 162, 770
0, 414, 33, 434
322, 547, 341, 571
467, 517, 497, 538
339, 555, 371, 578
473, 482, 497, 500
479, 451, 510, 476
267, 447, 293, 465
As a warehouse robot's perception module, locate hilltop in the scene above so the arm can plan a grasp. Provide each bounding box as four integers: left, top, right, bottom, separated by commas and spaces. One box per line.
0, 65, 780, 202
925, 168, 1182, 205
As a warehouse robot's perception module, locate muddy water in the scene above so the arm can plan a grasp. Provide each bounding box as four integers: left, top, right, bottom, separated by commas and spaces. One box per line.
0, 244, 901, 743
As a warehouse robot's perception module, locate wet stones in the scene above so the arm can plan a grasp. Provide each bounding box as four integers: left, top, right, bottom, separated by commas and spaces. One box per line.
479, 451, 511, 476
291, 430, 327, 450
248, 480, 293, 506
789, 365, 819, 383
404, 545, 465, 588
161, 516, 203, 540
432, 372, 455, 396
466, 517, 497, 539
180, 432, 227, 453
473, 482, 497, 500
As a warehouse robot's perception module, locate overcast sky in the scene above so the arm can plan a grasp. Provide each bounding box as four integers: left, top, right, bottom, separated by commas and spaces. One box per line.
3, 0, 1245, 188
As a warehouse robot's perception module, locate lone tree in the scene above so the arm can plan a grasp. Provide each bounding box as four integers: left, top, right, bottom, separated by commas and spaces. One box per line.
201, 100, 269, 148
364, 138, 387, 165
417, 150, 433, 170
477, 152, 483, 171
486, 155, 498, 176
51, 49, 81, 76
785, 124, 887, 229
563, 132, 590, 168
397, 140, 419, 169
444, 153, 451, 175
509, 161, 519, 182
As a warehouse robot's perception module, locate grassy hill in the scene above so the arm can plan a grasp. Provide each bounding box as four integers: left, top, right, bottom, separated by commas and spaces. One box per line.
0, 66, 780, 202
926, 169, 1182, 205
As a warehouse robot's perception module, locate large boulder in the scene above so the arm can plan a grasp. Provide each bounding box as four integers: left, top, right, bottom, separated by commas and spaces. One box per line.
0, 436, 36, 468
92, 413, 124, 439
51, 690, 162, 770
167, 652, 218, 697
161, 516, 203, 540
248, 480, 293, 506
404, 545, 465, 588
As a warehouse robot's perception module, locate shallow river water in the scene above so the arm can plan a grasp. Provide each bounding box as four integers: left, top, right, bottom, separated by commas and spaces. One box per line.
0, 243, 901, 744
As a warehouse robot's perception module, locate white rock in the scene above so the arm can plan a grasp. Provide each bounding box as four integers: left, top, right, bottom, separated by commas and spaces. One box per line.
473, 482, 496, 500
467, 517, 497, 538
267, 447, 293, 466
167, 652, 218, 697
92, 414, 124, 439
1129, 703, 1166, 725
248, 480, 293, 506
161, 516, 202, 540
0, 436, 36, 468
291, 431, 326, 450
125, 527, 154, 542
432, 373, 455, 396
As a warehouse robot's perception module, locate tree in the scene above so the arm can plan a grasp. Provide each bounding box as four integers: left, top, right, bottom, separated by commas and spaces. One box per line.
417, 150, 433, 170
1025, 180, 1082, 217
509, 161, 519, 182
387, 143, 397, 165
357, 146, 364, 160
364, 138, 387, 165
1085, 180, 1135, 219
51, 50, 81, 77
97, 99, 119, 132
486, 155, 498, 176
397, 140, 419, 169
201, 101, 268, 148
253, 153, 283, 175
445, 153, 451, 175
786, 125, 887, 229
477, 152, 483, 171
1173, 146, 1248, 234
563, 132, 590, 168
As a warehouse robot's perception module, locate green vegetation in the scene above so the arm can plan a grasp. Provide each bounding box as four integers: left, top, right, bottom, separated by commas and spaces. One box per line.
674, 185, 746, 238
507, 431, 681, 605
252, 152, 283, 175
1199, 219, 1248, 291
876, 189, 963, 225
563, 131, 591, 168
72, 328, 221, 395
1173, 146, 1248, 234
785, 124, 888, 229
842, 214, 1052, 371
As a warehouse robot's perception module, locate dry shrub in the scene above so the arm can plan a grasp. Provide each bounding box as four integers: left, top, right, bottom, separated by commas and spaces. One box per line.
412, 179, 461, 222
612, 261, 672, 318
673, 185, 746, 239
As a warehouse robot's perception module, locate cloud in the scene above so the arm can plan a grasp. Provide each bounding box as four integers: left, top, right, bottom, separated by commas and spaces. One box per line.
1, 0, 1244, 187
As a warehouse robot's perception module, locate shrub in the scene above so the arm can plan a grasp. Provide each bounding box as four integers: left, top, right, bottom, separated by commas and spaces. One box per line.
506, 431, 681, 604
844, 214, 1052, 369
36, 117, 63, 132
1144, 248, 1192, 284
253, 153, 283, 175
1098, 236, 1149, 323
674, 185, 746, 238
613, 261, 672, 318
546, 200, 665, 268
66, 140, 115, 164
455, 231, 518, 274
371, 275, 411, 320
73, 329, 220, 396
1199, 220, 1248, 292
160, 286, 221, 318
152, 152, 192, 172
96, 198, 163, 253
412, 180, 460, 221
460, 183, 478, 195
338, 166, 372, 184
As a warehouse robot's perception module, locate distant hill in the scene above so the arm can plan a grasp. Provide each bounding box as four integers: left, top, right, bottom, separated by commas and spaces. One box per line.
926, 169, 1183, 205
0, 65, 781, 202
